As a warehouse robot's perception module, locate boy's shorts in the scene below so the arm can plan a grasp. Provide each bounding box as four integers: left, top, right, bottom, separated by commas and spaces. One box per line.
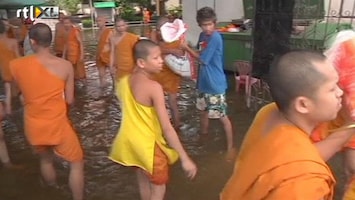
142, 144, 169, 185
196, 92, 227, 119
33, 131, 83, 162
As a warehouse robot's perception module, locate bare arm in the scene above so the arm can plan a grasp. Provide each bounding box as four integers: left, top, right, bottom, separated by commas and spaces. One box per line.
53, 24, 59, 49
109, 37, 116, 74
314, 128, 355, 161
181, 43, 205, 65
64, 62, 74, 105
151, 83, 197, 179
12, 39, 20, 58
182, 44, 200, 59
149, 30, 158, 43
4, 82, 11, 115
75, 30, 84, 60
62, 43, 67, 59
160, 45, 184, 57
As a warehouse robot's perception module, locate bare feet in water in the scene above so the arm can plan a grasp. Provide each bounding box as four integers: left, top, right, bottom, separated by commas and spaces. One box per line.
3, 162, 24, 170
225, 147, 237, 162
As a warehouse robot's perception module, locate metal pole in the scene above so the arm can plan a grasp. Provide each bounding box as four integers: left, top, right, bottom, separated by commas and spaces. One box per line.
156, 0, 160, 16
89, 0, 95, 34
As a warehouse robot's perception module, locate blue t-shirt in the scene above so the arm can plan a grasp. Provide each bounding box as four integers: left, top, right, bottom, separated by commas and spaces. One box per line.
197, 31, 227, 94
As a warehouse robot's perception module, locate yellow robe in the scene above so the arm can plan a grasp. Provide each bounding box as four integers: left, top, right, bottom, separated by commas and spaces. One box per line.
109, 76, 178, 174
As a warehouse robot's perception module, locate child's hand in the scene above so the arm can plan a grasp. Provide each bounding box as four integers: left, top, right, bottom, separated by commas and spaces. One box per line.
180, 41, 189, 50
181, 157, 197, 180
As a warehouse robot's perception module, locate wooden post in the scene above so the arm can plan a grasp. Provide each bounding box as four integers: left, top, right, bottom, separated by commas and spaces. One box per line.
156, 0, 160, 16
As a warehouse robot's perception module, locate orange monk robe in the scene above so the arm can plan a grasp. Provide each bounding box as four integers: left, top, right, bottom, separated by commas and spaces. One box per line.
54, 23, 66, 56
65, 27, 86, 79
0, 41, 17, 82
9, 55, 74, 146
153, 40, 182, 93
114, 32, 139, 79
96, 28, 112, 68
220, 103, 335, 200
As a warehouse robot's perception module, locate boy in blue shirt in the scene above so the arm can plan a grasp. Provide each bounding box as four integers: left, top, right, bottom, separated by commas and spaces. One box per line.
183, 7, 235, 161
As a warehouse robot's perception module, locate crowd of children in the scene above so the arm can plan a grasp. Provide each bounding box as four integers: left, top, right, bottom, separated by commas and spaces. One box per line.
1, 4, 355, 200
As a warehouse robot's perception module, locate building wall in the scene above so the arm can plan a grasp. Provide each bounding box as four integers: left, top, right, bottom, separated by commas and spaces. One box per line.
182, 0, 244, 45
325, 0, 355, 25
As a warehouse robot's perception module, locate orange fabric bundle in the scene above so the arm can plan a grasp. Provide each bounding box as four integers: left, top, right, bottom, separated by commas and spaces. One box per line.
153, 40, 182, 93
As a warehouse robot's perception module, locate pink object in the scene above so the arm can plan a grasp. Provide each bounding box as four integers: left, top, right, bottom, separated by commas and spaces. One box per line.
160, 19, 187, 43
325, 30, 355, 120
234, 61, 260, 108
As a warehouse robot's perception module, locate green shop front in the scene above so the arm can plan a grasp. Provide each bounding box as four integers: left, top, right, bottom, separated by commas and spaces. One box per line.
94, 1, 117, 24
220, 0, 353, 71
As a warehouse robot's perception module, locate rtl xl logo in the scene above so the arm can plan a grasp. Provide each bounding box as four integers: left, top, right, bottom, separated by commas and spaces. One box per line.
16, 6, 59, 21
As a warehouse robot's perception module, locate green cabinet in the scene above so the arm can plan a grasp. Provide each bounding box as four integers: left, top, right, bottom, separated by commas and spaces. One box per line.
290, 23, 352, 51
221, 31, 253, 71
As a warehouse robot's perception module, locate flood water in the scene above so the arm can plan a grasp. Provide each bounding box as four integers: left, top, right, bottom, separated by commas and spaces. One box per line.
0, 25, 347, 200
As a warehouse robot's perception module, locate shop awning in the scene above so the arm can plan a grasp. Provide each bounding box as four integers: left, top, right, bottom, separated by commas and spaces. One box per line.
94, 2, 116, 8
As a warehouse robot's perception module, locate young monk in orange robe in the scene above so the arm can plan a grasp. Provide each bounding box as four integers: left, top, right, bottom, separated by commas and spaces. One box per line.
9, 23, 84, 200
96, 16, 113, 87
63, 17, 86, 81
150, 16, 184, 129
53, 13, 66, 57
109, 16, 139, 80
221, 51, 355, 200
14, 18, 29, 56
0, 19, 22, 169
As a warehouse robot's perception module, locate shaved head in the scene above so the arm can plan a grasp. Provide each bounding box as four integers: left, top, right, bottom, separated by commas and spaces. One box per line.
269, 51, 328, 113
133, 39, 159, 62
29, 23, 52, 47
114, 15, 124, 24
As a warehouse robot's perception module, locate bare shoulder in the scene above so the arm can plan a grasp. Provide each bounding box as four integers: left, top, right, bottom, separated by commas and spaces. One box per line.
145, 79, 163, 96
54, 57, 72, 70
132, 75, 162, 95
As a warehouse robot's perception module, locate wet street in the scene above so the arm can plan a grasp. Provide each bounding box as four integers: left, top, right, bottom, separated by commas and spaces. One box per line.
0, 26, 347, 200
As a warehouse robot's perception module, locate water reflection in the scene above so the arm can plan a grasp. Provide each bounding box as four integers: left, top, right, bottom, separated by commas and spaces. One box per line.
0, 25, 346, 200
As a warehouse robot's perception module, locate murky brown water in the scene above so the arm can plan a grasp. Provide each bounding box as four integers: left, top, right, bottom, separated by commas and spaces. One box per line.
0, 25, 346, 200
